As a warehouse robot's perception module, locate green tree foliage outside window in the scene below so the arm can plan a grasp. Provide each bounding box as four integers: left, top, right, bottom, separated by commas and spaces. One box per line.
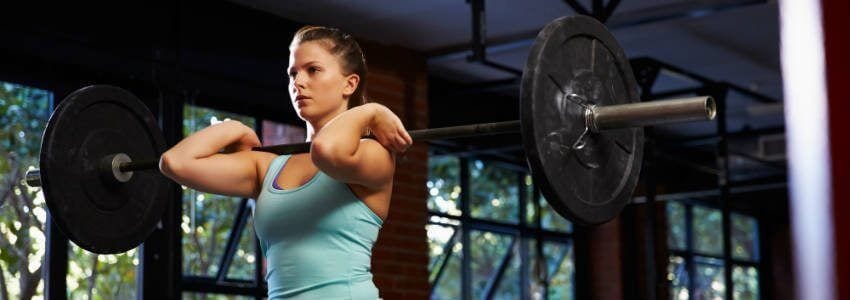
469, 160, 519, 224
182, 104, 256, 277
427, 156, 461, 216
0, 82, 51, 299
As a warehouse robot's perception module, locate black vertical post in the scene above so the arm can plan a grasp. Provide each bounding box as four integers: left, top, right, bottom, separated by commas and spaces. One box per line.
712, 85, 733, 300
572, 226, 589, 300
468, 0, 486, 62
518, 173, 530, 300
632, 58, 661, 300
43, 216, 68, 300
460, 158, 472, 300
643, 129, 658, 300
140, 94, 183, 300
254, 121, 266, 299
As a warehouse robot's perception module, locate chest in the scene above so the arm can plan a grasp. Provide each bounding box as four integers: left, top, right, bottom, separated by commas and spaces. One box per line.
268, 154, 318, 190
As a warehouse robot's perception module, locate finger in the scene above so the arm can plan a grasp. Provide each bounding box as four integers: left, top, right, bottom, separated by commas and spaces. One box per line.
396, 135, 410, 153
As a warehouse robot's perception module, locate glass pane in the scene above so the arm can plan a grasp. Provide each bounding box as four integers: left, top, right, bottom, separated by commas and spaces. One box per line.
540, 195, 572, 232
261, 120, 305, 146
182, 104, 256, 277
492, 244, 521, 300
431, 238, 462, 300
694, 256, 725, 300
182, 292, 254, 299
226, 208, 257, 281
67, 245, 138, 298
427, 156, 461, 216
667, 202, 687, 250
426, 224, 456, 283
692, 206, 723, 256
732, 265, 759, 300
545, 242, 574, 299
0, 82, 52, 299
525, 175, 536, 227
183, 104, 256, 137
470, 230, 512, 299
731, 213, 759, 261
667, 255, 689, 300
469, 160, 519, 223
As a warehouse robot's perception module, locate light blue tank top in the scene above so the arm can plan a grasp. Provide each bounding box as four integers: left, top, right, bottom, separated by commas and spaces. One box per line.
254, 155, 384, 299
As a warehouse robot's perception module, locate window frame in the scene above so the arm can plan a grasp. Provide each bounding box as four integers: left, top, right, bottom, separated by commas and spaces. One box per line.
427, 153, 577, 300
666, 199, 763, 300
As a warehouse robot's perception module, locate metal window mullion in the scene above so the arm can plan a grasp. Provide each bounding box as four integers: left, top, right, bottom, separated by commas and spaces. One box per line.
430, 229, 460, 292
215, 198, 251, 282
685, 203, 697, 297
483, 238, 517, 300
518, 172, 530, 300
534, 185, 549, 300
547, 241, 571, 280
460, 157, 472, 300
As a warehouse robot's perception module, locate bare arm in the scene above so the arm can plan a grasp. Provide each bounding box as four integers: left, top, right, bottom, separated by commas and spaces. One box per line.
159, 120, 262, 198
310, 103, 412, 189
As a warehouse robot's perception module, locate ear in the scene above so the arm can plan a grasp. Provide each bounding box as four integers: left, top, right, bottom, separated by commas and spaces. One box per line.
342, 74, 360, 97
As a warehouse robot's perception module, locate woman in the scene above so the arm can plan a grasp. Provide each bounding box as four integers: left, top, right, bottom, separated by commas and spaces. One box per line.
159, 26, 412, 299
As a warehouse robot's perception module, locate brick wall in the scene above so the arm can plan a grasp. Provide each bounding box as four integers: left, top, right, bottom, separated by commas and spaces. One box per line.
360, 41, 430, 300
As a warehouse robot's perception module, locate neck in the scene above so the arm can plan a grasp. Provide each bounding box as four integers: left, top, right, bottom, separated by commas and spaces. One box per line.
305, 105, 347, 142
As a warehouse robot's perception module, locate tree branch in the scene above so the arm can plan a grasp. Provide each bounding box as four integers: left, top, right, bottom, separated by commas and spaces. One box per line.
15, 181, 43, 232
0, 260, 9, 300
87, 254, 98, 299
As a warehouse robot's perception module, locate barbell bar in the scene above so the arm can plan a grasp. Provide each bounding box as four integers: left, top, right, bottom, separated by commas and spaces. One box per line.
25, 96, 713, 188
22, 15, 716, 254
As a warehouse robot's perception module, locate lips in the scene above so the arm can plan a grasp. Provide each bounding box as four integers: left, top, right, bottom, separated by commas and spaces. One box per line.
294, 95, 310, 107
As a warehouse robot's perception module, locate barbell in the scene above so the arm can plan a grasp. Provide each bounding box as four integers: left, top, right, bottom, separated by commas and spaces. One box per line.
23, 16, 715, 254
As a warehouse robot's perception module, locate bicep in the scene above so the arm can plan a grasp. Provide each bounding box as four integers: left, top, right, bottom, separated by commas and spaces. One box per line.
313, 139, 395, 189
163, 151, 261, 198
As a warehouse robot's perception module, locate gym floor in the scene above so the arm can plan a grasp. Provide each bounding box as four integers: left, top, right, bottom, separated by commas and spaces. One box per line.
0, 1, 846, 299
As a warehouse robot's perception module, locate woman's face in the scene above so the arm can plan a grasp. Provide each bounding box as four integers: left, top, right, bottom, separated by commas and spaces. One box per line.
287, 41, 359, 124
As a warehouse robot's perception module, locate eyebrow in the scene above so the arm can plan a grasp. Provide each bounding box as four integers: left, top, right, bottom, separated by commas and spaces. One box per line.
287, 61, 322, 74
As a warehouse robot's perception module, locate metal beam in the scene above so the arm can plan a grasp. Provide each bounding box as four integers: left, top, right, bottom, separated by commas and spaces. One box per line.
428, 0, 769, 63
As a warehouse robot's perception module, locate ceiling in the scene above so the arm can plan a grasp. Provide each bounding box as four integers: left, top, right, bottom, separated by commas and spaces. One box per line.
227, 0, 786, 179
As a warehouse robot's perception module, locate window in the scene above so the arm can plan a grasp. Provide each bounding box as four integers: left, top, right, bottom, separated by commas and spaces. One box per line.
666, 201, 760, 300
0, 81, 52, 299
182, 104, 257, 278
427, 156, 574, 300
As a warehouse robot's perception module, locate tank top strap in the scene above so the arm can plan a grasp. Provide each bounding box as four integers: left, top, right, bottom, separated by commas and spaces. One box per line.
261, 155, 291, 190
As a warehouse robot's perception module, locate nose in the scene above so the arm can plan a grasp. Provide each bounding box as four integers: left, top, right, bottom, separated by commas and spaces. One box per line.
291, 73, 306, 89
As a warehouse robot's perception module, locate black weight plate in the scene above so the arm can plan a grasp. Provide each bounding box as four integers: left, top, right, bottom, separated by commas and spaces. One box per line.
520, 16, 644, 226
40, 85, 170, 254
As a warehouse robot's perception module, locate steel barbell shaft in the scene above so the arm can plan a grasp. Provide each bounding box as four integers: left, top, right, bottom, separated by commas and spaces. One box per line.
24, 96, 714, 187
588, 96, 716, 132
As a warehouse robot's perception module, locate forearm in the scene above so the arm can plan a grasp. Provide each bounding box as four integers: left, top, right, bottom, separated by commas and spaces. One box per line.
311, 103, 378, 163
161, 120, 256, 170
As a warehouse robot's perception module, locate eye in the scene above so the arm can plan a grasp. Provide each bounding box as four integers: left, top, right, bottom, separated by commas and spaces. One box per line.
308, 66, 319, 73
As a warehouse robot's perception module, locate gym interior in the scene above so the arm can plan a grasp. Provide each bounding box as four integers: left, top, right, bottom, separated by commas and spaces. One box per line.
0, 0, 846, 299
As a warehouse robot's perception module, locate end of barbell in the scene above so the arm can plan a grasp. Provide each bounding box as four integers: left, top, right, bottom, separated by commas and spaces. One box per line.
25, 169, 41, 187
704, 96, 717, 120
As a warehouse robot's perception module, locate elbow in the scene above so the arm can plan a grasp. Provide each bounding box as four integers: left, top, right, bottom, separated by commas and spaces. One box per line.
310, 139, 348, 171
158, 151, 185, 180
